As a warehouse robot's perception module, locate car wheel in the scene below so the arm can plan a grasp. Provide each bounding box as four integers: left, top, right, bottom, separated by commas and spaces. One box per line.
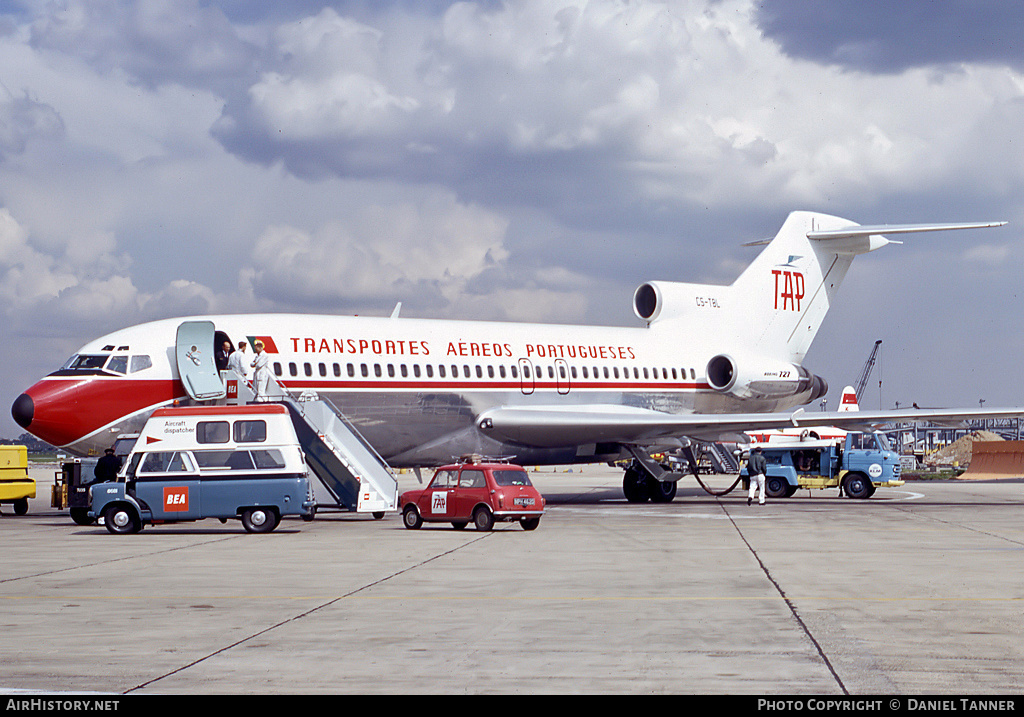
520, 517, 541, 531
103, 504, 140, 535
473, 506, 494, 532
403, 505, 422, 529
451, 521, 468, 530
242, 507, 279, 533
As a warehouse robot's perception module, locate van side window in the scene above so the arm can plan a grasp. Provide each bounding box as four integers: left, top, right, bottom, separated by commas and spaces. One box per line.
197, 421, 230, 443
138, 452, 188, 475
252, 449, 286, 470
193, 450, 254, 471
234, 420, 267, 443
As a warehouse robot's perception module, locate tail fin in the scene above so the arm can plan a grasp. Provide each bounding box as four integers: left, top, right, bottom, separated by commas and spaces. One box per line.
838, 385, 860, 412
731, 212, 1006, 363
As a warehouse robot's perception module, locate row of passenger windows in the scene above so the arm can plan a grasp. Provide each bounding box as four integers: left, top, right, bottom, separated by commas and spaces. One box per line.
131, 449, 287, 476
272, 361, 700, 382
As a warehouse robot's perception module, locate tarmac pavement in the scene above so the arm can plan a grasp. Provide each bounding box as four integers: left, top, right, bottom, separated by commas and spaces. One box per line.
2, 464, 1024, 695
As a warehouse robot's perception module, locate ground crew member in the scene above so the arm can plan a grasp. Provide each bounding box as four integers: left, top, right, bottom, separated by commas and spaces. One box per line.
93, 447, 121, 484
747, 446, 767, 506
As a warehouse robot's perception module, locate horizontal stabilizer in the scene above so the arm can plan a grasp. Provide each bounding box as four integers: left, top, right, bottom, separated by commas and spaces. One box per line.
807, 221, 1006, 241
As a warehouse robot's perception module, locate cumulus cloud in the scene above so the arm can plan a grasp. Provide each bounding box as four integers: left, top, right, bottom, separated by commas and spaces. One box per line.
243, 193, 510, 311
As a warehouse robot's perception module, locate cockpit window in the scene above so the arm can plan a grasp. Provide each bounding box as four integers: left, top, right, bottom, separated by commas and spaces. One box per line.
106, 356, 128, 374
64, 354, 108, 370
130, 355, 153, 373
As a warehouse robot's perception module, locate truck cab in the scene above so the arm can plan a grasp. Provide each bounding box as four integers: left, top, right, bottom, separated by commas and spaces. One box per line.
741, 431, 903, 499
90, 404, 315, 534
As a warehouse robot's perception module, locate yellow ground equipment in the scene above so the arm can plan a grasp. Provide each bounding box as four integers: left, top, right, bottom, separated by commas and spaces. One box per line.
0, 445, 35, 515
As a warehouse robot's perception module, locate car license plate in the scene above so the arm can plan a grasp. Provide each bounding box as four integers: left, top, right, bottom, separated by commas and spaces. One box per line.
514, 497, 535, 506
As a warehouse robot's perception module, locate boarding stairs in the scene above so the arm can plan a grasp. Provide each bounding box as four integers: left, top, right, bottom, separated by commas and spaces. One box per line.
221, 370, 398, 515
703, 442, 741, 473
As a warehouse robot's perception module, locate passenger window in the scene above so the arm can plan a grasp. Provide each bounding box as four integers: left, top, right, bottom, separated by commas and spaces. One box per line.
499, 365, 506, 378
459, 470, 486, 489
197, 421, 230, 444
476, 365, 483, 378
412, 365, 420, 378
304, 362, 312, 377
319, 363, 326, 377
426, 365, 434, 378
401, 365, 408, 378
106, 356, 128, 374
274, 362, 282, 376
334, 363, 341, 377
388, 364, 395, 378
361, 364, 368, 378
129, 355, 152, 373
289, 362, 297, 376
234, 420, 267, 443
252, 449, 286, 470
374, 364, 382, 378
347, 363, 355, 378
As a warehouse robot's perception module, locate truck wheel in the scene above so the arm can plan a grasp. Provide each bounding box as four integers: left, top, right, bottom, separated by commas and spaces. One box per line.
402, 505, 422, 529
843, 473, 872, 500
473, 506, 494, 532
103, 504, 140, 535
241, 507, 279, 533
70, 508, 95, 525
13, 498, 28, 515
765, 475, 790, 498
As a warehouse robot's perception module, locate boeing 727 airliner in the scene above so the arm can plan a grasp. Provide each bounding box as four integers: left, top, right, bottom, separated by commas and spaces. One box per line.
11, 211, 1020, 502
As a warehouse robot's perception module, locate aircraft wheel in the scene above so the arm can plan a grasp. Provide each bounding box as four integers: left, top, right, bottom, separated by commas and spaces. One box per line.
13, 498, 28, 515
843, 473, 872, 500
622, 468, 649, 503
649, 480, 677, 503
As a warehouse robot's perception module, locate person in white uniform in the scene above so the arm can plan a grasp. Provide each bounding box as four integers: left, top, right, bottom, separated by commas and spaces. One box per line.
227, 341, 249, 382
250, 340, 271, 402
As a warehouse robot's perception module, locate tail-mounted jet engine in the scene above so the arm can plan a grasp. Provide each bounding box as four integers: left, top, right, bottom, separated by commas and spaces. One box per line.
706, 354, 828, 402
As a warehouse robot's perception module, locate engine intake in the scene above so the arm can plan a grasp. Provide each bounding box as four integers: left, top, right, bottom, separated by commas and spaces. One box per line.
706, 354, 827, 403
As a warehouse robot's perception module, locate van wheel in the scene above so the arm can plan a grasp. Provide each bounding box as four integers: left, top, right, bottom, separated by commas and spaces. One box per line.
241, 508, 279, 533
402, 505, 422, 530
473, 506, 494, 532
103, 505, 140, 535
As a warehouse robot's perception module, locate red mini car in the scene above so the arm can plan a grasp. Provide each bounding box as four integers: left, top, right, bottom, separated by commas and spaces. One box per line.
400, 459, 546, 531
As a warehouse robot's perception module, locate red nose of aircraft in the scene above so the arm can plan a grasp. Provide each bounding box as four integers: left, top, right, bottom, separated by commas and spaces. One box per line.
11, 379, 85, 447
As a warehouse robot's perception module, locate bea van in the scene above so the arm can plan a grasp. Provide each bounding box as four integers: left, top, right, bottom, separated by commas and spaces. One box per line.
90, 404, 315, 534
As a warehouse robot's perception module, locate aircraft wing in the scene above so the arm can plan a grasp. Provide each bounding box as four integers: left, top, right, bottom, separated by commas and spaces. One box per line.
476, 404, 1024, 448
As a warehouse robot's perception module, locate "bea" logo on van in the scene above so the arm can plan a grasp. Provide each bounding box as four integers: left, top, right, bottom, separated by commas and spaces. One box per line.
164, 486, 189, 512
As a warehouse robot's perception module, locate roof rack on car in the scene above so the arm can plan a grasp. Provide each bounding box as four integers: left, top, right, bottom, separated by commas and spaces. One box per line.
455, 454, 518, 465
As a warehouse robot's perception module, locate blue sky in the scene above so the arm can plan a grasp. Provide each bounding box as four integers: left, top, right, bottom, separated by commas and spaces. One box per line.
2, 0, 1024, 438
